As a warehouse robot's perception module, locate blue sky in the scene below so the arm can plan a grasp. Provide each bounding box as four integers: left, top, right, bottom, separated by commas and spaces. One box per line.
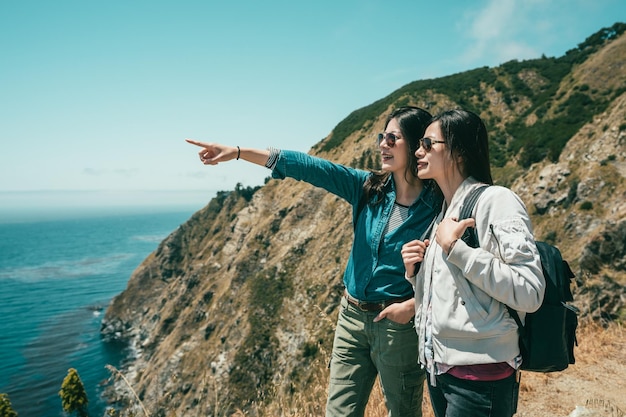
1, 0, 624, 213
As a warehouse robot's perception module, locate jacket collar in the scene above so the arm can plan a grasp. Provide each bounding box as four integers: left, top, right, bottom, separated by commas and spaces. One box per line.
445, 177, 483, 216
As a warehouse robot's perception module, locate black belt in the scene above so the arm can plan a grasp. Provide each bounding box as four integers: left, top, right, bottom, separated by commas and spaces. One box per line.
344, 290, 412, 312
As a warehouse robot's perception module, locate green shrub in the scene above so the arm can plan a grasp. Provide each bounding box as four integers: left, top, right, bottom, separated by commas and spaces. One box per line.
59, 368, 89, 417
0, 394, 18, 417
580, 201, 593, 210
543, 231, 558, 245
228, 264, 294, 407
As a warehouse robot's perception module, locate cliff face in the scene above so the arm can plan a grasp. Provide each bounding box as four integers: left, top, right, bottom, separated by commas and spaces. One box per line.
101, 26, 626, 416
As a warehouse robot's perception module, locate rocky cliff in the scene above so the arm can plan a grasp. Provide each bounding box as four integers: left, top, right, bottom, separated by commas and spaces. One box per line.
101, 24, 626, 416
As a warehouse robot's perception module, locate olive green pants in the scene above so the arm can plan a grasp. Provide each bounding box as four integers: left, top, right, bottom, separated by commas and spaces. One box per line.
326, 296, 425, 417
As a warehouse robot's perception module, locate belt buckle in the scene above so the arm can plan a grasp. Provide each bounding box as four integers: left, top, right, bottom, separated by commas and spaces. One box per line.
345, 292, 385, 312
356, 300, 369, 312
356, 300, 384, 312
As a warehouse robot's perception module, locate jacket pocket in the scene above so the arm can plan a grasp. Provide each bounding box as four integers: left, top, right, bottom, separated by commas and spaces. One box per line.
488, 218, 536, 263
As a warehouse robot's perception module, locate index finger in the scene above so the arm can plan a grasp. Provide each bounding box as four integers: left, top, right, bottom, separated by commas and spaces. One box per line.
402, 239, 422, 249
373, 310, 386, 323
185, 138, 205, 147
458, 218, 476, 229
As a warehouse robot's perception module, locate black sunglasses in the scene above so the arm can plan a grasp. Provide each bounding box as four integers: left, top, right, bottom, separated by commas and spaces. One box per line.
419, 137, 446, 152
377, 132, 402, 147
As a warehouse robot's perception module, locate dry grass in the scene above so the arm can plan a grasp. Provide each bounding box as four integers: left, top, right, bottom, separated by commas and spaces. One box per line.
106, 365, 151, 417
364, 380, 434, 417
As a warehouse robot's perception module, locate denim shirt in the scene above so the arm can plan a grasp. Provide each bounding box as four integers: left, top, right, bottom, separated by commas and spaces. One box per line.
272, 150, 441, 302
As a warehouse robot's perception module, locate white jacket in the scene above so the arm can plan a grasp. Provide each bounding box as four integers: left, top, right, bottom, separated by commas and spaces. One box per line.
410, 177, 545, 368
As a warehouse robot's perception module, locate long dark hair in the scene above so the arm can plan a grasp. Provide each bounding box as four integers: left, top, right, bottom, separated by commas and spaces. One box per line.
363, 106, 432, 203
431, 109, 493, 185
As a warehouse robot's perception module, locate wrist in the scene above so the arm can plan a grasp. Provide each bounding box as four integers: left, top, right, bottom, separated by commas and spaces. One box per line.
448, 239, 458, 254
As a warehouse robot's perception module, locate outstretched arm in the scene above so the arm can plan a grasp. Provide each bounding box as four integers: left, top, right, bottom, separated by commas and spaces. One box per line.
187, 140, 368, 205
185, 139, 271, 167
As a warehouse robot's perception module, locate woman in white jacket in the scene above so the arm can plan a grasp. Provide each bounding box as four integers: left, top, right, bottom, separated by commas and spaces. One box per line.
401, 109, 545, 417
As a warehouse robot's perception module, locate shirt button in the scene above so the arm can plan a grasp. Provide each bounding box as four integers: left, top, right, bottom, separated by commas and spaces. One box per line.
460, 300, 466, 305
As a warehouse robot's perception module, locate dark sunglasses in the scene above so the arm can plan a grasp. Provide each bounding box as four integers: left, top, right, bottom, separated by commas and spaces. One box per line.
419, 137, 446, 152
377, 132, 402, 147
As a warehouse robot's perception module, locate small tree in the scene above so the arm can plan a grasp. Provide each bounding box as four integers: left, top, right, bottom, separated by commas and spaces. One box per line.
59, 368, 89, 417
0, 393, 18, 417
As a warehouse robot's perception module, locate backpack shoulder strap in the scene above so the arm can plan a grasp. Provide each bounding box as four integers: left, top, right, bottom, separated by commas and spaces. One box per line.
459, 185, 489, 248
459, 185, 489, 221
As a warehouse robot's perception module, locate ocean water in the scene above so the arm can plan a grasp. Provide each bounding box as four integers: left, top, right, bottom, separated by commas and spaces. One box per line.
0, 207, 197, 416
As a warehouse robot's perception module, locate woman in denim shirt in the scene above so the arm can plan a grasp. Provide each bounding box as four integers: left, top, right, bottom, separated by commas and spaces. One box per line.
401, 109, 545, 417
187, 106, 441, 417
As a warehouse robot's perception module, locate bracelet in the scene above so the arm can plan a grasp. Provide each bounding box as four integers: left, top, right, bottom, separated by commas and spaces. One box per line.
236, 146, 241, 160
448, 239, 458, 253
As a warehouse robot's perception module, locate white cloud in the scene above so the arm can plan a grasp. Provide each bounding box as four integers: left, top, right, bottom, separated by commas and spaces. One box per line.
83, 168, 105, 176
112, 169, 139, 178
459, 0, 542, 66
470, 0, 517, 40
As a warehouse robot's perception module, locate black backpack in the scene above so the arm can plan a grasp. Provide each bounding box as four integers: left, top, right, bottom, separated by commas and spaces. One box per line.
459, 185, 579, 372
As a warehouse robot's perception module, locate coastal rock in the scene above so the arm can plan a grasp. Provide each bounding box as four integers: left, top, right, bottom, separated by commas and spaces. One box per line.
531, 163, 571, 214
